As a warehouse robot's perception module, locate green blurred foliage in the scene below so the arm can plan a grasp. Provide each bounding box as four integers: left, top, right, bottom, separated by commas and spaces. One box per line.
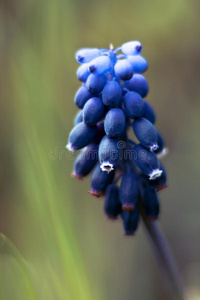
0, 0, 200, 299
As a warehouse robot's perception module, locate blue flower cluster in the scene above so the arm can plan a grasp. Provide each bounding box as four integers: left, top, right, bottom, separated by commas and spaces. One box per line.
67, 41, 167, 236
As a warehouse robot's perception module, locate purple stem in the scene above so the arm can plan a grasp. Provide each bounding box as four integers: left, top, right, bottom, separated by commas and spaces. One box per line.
138, 199, 186, 300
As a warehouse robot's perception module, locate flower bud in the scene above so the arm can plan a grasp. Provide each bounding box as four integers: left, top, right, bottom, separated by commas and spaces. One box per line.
132, 117, 158, 151
76, 63, 90, 82
67, 122, 97, 152
74, 85, 95, 109
99, 135, 120, 173
121, 41, 142, 56
83, 97, 104, 126
123, 91, 145, 118
86, 74, 107, 94
72, 144, 98, 179
89, 163, 115, 197
104, 184, 121, 219
88, 56, 112, 75
125, 74, 149, 98
150, 163, 167, 191
121, 207, 140, 236
104, 108, 126, 138
75, 48, 100, 64
102, 81, 122, 107
119, 174, 139, 210
114, 59, 134, 81
133, 144, 162, 180
127, 55, 148, 73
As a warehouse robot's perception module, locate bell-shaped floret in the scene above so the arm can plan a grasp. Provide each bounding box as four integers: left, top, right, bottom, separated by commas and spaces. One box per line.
102, 81, 122, 107
133, 144, 162, 180
121, 207, 140, 236
123, 91, 145, 118
83, 97, 105, 126
127, 55, 148, 73
75, 48, 100, 64
149, 163, 167, 191
104, 184, 121, 219
121, 41, 142, 56
74, 85, 95, 109
114, 59, 134, 81
72, 143, 98, 179
104, 108, 126, 138
132, 117, 158, 151
119, 174, 139, 210
99, 135, 120, 173
125, 74, 149, 98
88, 55, 112, 75
66, 122, 97, 152
86, 73, 107, 94
89, 163, 115, 197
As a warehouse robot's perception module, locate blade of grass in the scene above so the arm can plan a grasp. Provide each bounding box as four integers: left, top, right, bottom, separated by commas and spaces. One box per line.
0, 234, 38, 300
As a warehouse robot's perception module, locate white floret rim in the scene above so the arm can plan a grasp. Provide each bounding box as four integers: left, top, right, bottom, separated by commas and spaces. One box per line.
100, 161, 114, 173
149, 169, 163, 180
66, 143, 75, 153
149, 143, 159, 152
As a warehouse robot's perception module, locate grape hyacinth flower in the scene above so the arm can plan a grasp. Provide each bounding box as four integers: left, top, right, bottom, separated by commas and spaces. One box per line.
66, 41, 185, 299
67, 40, 168, 234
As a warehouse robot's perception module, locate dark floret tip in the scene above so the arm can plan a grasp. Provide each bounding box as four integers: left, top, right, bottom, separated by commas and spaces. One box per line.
136, 45, 142, 52
147, 216, 159, 221
78, 55, 84, 63
122, 204, 135, 211
156, 184, 168, 192
88, 190, 104, 198
71, 172, 83, 180
106, 216, 118, 221
123, 75, 133, 81
124, 231, 135, 236
89, 65, 96, 73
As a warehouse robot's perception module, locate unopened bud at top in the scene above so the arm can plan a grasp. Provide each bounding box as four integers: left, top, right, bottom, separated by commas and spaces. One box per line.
122, 41, 142, 56
88, 56, 112, 75
75, 48, 100, 64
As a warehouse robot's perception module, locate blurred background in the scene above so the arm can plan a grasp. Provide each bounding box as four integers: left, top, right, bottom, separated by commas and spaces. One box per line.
0, 0, 200, 299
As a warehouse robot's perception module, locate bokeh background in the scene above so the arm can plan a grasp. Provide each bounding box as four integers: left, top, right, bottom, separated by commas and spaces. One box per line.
0, 0, 200, 299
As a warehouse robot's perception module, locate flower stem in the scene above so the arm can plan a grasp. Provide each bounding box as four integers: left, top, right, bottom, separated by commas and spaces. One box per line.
138, 199, 186, 300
